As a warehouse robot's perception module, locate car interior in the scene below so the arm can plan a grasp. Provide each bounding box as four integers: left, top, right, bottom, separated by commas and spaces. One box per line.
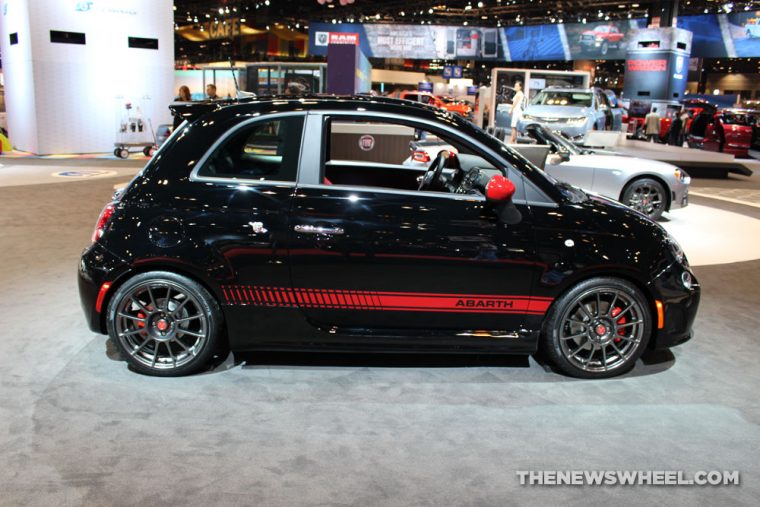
323, 119, 499, 194
198, 117, 303, 181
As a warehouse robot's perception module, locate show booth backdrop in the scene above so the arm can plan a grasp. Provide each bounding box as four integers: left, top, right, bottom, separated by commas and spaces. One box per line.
309, 12, 760, 62
0, 0, 174, 154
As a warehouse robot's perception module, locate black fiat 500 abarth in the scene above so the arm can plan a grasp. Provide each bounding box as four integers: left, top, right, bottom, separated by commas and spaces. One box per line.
79, 96, 699, 378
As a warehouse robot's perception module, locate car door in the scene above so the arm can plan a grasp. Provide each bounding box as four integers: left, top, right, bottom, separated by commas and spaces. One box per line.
287, 112, 544, 338
187, 112, 309, 346
702, 116, 721, 152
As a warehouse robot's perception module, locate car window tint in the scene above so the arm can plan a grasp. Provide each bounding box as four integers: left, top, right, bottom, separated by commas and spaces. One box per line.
197, 116, 304, 182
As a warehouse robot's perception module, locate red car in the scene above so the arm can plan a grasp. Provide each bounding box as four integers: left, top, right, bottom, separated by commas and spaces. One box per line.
579, 25, 625, 56
626, 100, 682, 141
399, 91, 473, 118
687, 108, 758, 158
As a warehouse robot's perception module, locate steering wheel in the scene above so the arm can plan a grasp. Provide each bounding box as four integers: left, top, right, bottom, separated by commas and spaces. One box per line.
418, 150, 460, 192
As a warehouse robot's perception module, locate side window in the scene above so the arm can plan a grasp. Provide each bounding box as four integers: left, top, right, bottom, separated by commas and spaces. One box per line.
197, 116, 304, 182
324, 118, 495, 193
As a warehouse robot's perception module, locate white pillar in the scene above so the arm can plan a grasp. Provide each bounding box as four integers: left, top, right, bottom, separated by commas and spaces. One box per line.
0, 0, 174, 154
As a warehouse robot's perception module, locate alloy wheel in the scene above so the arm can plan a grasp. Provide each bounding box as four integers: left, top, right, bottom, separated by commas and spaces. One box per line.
626, 183, 663, 217
114, 280, 209, 371
558, 287, 646, 373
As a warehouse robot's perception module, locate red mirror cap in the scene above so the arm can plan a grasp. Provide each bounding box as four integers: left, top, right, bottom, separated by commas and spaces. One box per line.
486, 175, 516, 202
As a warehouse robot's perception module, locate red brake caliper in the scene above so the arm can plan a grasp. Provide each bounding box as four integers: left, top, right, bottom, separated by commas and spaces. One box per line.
611, 307, 626, 343
136, 311, 147, 334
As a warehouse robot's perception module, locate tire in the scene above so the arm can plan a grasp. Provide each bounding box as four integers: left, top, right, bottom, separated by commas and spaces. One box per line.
541, 277, 651, 379
621, 177, 667, 220
118, 148, 129, 159
600, 41, 608, 56
142, 146, 151, 156
106, 271, 223, 376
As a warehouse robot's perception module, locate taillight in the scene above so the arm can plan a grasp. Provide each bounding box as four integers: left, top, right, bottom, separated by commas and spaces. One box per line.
622, 115, 628, 123
92, 203, 116, 243
412, 150, 431, 163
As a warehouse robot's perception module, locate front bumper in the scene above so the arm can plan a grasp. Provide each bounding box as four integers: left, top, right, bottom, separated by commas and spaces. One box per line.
670, 175, 690, 210
649, 261, 700, 349
78, 243, 129, 334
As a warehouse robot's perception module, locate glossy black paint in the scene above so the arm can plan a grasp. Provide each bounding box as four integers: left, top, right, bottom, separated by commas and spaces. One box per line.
79, 96, 700, 355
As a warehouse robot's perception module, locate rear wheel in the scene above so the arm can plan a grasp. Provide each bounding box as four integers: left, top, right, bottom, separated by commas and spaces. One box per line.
106, 271, 223, 376
621, 177, 667, 220
542, 277, 651, 379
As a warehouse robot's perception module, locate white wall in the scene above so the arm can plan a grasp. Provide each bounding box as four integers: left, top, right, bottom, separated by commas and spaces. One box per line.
0, 0, 174, 154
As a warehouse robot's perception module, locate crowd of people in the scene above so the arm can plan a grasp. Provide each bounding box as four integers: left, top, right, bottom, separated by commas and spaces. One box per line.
644, 107, 691, 146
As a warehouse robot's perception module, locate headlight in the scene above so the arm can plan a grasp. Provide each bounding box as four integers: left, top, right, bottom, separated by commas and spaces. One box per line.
522, 114, 536, 121
674, 168, 690, 183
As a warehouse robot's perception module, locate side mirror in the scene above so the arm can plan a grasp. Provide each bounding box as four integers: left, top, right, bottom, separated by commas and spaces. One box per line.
485, 175, 522, 225
559, 151, 571, 162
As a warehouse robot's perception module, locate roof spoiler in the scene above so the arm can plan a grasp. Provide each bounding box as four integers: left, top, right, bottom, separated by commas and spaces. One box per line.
169, 101, 223, 124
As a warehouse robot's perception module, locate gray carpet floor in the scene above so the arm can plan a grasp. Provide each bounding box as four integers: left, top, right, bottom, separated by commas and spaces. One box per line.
1, 178, 758, 506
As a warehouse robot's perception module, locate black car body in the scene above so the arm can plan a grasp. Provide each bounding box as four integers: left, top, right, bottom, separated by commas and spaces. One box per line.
79, 96, 699, 378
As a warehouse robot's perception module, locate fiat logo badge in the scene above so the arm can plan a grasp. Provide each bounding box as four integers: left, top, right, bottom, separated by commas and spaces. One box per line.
358, 135, 375, 151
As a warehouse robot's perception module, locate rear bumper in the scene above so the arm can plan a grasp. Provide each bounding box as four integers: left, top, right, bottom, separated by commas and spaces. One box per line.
78, 243, 128, 334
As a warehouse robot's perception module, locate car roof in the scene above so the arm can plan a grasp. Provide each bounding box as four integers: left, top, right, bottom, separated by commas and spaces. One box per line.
170, 94, 452, 124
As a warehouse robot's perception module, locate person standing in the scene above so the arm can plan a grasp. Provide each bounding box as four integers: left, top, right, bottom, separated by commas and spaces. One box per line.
206, 83, 220, 101
644, 107, 660, 142
678, 109, 690, 146
176, 85, 192, 102
509, 81, 525, 144
172, 85, 193, 129
668, 113, 683, 146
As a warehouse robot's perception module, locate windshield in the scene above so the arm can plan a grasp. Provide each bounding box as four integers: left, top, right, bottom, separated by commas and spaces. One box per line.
722, 113, 756, 125
531, 91, 592, 107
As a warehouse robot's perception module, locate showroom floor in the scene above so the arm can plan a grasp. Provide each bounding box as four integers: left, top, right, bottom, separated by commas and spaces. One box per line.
1, 158, 760, 506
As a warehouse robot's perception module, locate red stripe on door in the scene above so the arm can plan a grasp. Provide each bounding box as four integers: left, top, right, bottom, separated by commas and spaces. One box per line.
221, 285, 553, 315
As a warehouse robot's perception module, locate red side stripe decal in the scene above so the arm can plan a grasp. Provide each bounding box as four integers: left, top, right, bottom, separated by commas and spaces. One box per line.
221, 285, 553, 315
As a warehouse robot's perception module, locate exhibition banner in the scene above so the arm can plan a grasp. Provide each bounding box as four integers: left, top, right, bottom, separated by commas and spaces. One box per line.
309, 13, 760, 62
675, 11, 760, 58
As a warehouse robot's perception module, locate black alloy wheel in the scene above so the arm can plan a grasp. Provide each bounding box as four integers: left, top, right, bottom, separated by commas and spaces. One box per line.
542, 277, 651, 379
106, 271, 223, 376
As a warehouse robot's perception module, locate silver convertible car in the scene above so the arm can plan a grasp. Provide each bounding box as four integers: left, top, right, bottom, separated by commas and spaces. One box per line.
405, 124, 689, 220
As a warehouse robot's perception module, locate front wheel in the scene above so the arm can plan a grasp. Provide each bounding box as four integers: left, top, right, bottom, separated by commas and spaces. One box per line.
106, 271, 223, 376
621, 177, 667, 220
542, 277, 652, 379
600, 41, 609, 55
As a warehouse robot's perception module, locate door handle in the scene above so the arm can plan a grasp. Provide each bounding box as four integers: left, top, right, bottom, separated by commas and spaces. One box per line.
294, 224, 345, 235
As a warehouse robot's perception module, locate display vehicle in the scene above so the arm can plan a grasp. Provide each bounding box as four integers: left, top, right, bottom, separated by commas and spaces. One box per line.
399, 90, 472, 118
407, 124, 690, 220
687, 108, 758, 158
519, 87, 614, 140
79, 96, 699, 379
